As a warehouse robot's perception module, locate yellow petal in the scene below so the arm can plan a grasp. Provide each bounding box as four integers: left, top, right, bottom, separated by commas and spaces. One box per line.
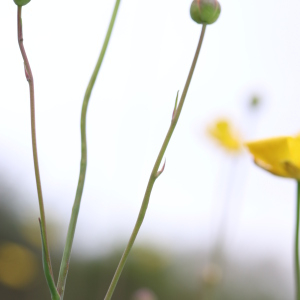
282, 161, 300, 179
287, 138, 300, 168
254, 158, 289, 177
245, 137, 293, 176
245, 136, 300, 179
207, 119, 241, 152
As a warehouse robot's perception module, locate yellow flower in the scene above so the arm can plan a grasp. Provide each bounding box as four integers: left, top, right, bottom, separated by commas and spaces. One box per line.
207, 119, 241, 152
245, 135, 300, 179
0, 242, 38, 289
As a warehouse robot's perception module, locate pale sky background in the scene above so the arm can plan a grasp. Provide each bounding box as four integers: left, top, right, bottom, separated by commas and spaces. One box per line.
1, 0, 300, 287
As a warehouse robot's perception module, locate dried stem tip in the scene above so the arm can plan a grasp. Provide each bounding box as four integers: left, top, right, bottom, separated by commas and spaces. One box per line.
190, 0, 221, 25
14, 0, 31, 6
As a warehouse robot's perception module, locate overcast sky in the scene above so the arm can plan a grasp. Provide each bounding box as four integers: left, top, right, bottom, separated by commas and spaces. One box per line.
1, 1, 300, 283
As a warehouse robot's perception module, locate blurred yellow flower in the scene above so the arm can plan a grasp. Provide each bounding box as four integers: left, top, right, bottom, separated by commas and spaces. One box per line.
207, 119, 241, 152
0, 242, 38, 289
245, 135, 300, 179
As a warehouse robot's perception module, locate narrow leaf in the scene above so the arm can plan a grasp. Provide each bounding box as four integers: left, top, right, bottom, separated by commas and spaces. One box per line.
39, 219, 60, 300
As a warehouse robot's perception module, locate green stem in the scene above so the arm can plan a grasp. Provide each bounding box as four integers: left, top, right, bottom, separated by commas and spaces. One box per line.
56, 0, 121, 297
39, 219, 60, 300
295, 181, 300, 300
17, 6, 54, 279
104, 24, 207, 300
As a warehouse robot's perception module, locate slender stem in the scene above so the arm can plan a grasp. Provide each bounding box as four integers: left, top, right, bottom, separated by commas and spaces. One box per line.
17, 6, 54, 278
295, 181, 300, 300
104, 25, 207, 300
56, 0, 121, 297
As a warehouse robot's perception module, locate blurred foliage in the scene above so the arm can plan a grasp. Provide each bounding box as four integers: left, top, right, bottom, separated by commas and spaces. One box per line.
0, 174, 291, 299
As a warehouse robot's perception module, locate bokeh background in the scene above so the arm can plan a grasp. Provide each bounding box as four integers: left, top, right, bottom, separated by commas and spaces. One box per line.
1, 0, 300, 299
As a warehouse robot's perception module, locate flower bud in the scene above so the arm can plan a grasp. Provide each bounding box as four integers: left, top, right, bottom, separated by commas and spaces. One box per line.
13, 0, 31, 6
190, 0, 221, 25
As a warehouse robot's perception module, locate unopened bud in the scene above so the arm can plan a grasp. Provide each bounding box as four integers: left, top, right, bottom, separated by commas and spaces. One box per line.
14, 0, 31, 6
190, 0, 221, 25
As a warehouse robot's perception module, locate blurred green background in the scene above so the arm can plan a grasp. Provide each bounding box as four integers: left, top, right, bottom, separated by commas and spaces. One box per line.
0, 173, 291, 300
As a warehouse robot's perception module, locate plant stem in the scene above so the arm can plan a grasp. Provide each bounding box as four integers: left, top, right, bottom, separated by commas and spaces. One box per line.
104, 24, 207, 300
295, 181, 300, 300
56, 0, 121, 297
17, 6, 54, 279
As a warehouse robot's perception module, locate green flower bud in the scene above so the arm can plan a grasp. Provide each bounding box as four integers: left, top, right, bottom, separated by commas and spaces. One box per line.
13, 0, 31, 6
190, 0, 221, 25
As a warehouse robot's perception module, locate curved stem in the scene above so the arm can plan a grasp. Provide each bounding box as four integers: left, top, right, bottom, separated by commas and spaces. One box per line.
295, 181, 300, 300
17, 6, 54, 278
104, 25, 207, 300
56, 0, 121, 297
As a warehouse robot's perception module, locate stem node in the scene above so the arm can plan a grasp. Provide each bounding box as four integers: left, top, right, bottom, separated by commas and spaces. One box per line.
155, 159, 166, 179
